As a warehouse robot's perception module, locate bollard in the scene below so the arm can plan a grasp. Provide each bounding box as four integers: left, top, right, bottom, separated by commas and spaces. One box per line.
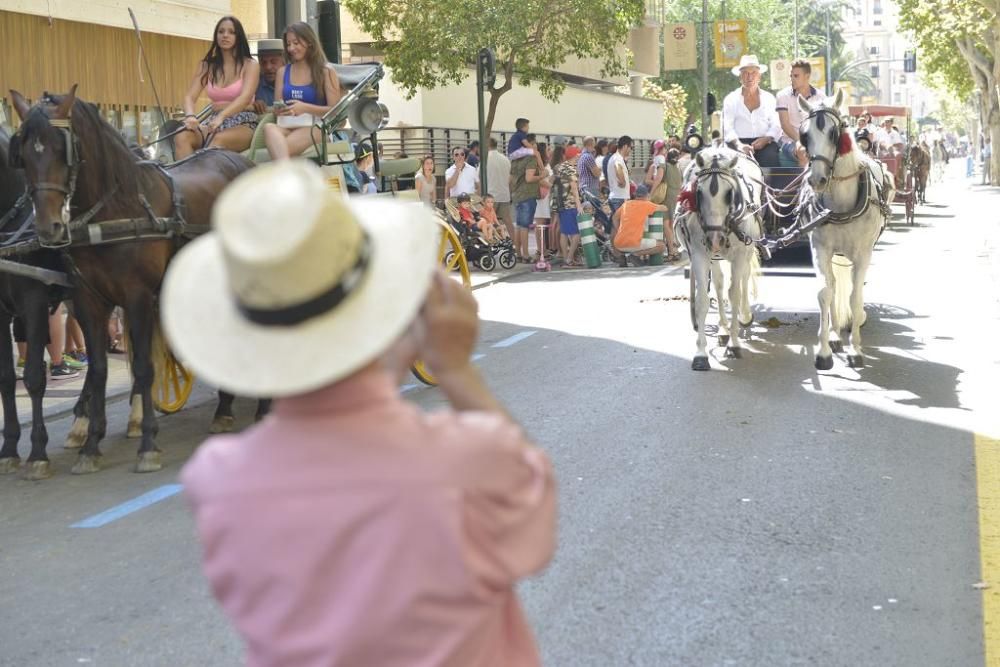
577, 212, 602, 268
646, 211, 665, 266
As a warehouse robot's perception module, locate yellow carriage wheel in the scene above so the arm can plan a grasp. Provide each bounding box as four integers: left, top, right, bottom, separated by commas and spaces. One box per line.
411, 219, 472, 386
154, 349, 195, 414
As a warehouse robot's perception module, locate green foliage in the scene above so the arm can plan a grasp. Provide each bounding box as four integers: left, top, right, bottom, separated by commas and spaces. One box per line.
643, 79, 689, 134
342, 0, 645, 106
896, 0, 987, 98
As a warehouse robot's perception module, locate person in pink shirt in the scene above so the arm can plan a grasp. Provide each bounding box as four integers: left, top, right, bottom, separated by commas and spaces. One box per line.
161, 160, 557, 667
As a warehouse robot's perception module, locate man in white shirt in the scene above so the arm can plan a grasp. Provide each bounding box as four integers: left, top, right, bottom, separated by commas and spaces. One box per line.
445, 147, 480, 197
607, 135, 633, 214
722, 55, 782, 168
775, 58, 826, 167
485, 138, 513, 238
875, 119, 904, 157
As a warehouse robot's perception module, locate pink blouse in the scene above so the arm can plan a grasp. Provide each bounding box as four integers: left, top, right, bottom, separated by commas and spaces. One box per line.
206, 78, 244, 104
181, 367, 557, 667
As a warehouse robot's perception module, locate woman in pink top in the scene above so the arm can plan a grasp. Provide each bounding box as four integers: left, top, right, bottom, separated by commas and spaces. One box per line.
175, 16, 260, 158
161, 161, 557, 667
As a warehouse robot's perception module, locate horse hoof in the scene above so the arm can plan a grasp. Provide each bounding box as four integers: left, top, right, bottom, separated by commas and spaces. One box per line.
830, 340, 844, 354
718, 334, 730, 347
726, 346, 743, 359
71, 454, 102, 475
0, 457, 22, 474
848, 354, 865, 369
691, 356, 711, 371
814, 355, 834, 371
65, 417, 89, 449
20, 460, 52, 481
739, 318, 753, 328
209, 416, 235, 434
134, 451, 162, 474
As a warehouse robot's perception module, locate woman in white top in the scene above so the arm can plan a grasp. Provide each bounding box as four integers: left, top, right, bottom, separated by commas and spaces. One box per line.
533, 143, 554, 259
414, 155, 436, 207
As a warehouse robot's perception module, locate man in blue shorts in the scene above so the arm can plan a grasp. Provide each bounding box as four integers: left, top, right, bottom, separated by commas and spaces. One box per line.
510, 134, 543, 262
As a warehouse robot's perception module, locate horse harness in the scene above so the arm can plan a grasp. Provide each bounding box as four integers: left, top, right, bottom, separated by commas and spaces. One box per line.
676, 163, 767, 255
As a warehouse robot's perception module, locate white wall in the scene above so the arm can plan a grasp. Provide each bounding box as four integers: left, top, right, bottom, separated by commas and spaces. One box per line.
0, 0, 228, 39
379, 69, 663, 139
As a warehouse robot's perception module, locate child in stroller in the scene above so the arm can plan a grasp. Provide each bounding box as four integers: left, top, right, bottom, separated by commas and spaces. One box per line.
448, 194, 517, 271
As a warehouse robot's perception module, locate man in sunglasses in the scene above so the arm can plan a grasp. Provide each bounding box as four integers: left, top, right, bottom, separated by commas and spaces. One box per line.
445, 148, 480, 198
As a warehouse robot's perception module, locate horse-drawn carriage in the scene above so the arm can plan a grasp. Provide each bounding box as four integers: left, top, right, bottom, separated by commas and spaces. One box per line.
848, 104, 917, 225
0, 62, 468, 478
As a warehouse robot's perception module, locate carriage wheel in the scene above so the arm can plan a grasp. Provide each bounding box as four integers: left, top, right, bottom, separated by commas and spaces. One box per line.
153, 349, 195, 414
411, 219, 472, 386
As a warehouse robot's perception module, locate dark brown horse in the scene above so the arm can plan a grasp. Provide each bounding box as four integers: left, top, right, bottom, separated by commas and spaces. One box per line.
9, 86, 255, 474
907, 142, 930, 204
0, 126, 77, 480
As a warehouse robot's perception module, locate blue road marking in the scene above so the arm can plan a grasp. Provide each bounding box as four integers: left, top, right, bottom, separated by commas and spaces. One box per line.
492, 331, 537, 348
400, 383, 420, 393
471, 353, 486, 361
71, 484, 183, 528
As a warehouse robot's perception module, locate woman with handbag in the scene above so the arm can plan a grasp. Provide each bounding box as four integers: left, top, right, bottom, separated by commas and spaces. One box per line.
644, 139, 669, 205
263, 22, 342, 161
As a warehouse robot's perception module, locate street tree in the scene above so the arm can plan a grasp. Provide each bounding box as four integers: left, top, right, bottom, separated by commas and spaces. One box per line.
643, 79, 690, 134
342, 0, 646, 137
898, 0, 999, 184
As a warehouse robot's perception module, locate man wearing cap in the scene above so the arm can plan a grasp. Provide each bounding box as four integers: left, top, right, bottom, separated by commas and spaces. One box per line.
723, 54, 782, 168
254, 39, 285, 111
775, 58, 825, 167
165, 161, 556, 666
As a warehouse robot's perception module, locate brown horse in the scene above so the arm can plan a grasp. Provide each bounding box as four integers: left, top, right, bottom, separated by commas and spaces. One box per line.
9, 86, 254, 474
907, 142, 930, 204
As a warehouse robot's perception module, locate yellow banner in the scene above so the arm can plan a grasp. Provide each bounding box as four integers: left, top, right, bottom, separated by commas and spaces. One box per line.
714, 20, 747, 69
769, 59, 791, 91
664, 22, 697, 71
807, 56, 826, 90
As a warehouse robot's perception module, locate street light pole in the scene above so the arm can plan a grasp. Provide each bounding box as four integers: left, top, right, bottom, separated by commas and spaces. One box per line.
701, 0, 709, 134
825, 7, 833, 96
794, 0, 799, 58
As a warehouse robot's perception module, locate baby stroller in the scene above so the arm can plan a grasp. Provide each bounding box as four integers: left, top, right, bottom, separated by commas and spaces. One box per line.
444, 196, 517, 271
580, 188, 614, 263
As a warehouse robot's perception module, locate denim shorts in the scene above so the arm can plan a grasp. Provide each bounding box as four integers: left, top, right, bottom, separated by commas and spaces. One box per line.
558, 208, 579, 235
514, 199, 537, 228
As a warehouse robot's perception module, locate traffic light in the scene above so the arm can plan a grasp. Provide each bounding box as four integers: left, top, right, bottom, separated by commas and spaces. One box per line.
707, 92, 717, 115
478, 48, 496, 89
904, 50, 917, 73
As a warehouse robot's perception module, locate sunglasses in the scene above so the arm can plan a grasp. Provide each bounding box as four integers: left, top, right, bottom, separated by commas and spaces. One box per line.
453, 151, 465, 157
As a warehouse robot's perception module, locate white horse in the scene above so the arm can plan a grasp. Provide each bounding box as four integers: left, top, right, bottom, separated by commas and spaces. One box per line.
797, 89, 895, 369
677, 146, 763, 371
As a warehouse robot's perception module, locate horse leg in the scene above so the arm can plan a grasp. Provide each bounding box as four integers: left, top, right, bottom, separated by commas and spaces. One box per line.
691, 253, 712, 371
71, 295, 112, 475
211, 391, 237, 433
812, 242, 835, 370
726, 253, 746, 359
254, 399, 272, 422
124, 298, 161, 473
0, 311, 21, 473
65, 366, 92, 449
21, 290, 54, 480
846, 256, 871, 368
712, 260, 731, 347
126, 383, 143, 439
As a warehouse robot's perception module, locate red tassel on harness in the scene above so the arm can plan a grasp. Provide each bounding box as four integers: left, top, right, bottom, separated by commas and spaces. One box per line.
838, 131, 853, 156
678, 184, 696, 212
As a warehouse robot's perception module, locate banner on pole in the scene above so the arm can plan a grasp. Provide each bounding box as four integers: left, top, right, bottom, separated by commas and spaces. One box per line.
714, 20, 747, 69
770, 59, 791, 91
664, 22, 697, 71
807, 56, 826, 90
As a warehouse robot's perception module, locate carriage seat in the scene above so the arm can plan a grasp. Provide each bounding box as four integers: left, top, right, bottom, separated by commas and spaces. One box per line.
241, 112, 354, 164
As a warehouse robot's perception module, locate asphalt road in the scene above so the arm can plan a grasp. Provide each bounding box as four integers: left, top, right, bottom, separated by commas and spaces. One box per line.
0, 164, 996, 667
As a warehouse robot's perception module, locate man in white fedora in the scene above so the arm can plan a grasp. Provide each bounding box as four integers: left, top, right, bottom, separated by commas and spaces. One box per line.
722, 54, 782, 168
163, 161, 556, 666
254, 38, 285, 110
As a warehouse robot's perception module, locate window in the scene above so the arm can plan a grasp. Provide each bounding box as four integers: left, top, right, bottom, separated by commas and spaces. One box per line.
869, 45, 879, 55
874, 19, 882, 25
893, 92, 902, 103
871, 65, 880, 78
873, 0, 883, 13
898, 75, 907, 85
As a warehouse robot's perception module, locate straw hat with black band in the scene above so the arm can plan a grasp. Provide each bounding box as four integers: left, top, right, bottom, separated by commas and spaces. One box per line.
161, 161, 438, 398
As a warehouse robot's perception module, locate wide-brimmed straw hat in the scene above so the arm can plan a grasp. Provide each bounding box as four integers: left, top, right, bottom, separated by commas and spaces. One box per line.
161, 161, 438, 398
731, 55, 767, 76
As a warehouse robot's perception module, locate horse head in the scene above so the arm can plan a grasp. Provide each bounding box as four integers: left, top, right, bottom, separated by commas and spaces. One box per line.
9, 85, 79, 247
798, 88, 853, 192
693, 147, 743, 254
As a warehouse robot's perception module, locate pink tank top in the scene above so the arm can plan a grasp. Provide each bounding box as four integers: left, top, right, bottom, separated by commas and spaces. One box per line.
206, 78, 243, 104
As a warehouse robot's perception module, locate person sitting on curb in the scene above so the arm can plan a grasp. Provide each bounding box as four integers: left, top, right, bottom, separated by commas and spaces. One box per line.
162, 161, 556, 667
610, 184, 668, 267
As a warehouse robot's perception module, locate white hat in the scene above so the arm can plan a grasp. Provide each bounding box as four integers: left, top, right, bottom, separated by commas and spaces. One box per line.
161, 161, 438, 398
731, 54, 767, 76
256, 38, 285, 54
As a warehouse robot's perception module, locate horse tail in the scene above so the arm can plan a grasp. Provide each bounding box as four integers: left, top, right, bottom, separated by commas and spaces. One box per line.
832, 256, 854, 331
119, 310, 170, 394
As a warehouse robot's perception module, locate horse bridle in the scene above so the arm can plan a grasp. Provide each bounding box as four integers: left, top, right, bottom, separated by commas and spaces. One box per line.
692, 165, 752, 244
802, 106, 848, 172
